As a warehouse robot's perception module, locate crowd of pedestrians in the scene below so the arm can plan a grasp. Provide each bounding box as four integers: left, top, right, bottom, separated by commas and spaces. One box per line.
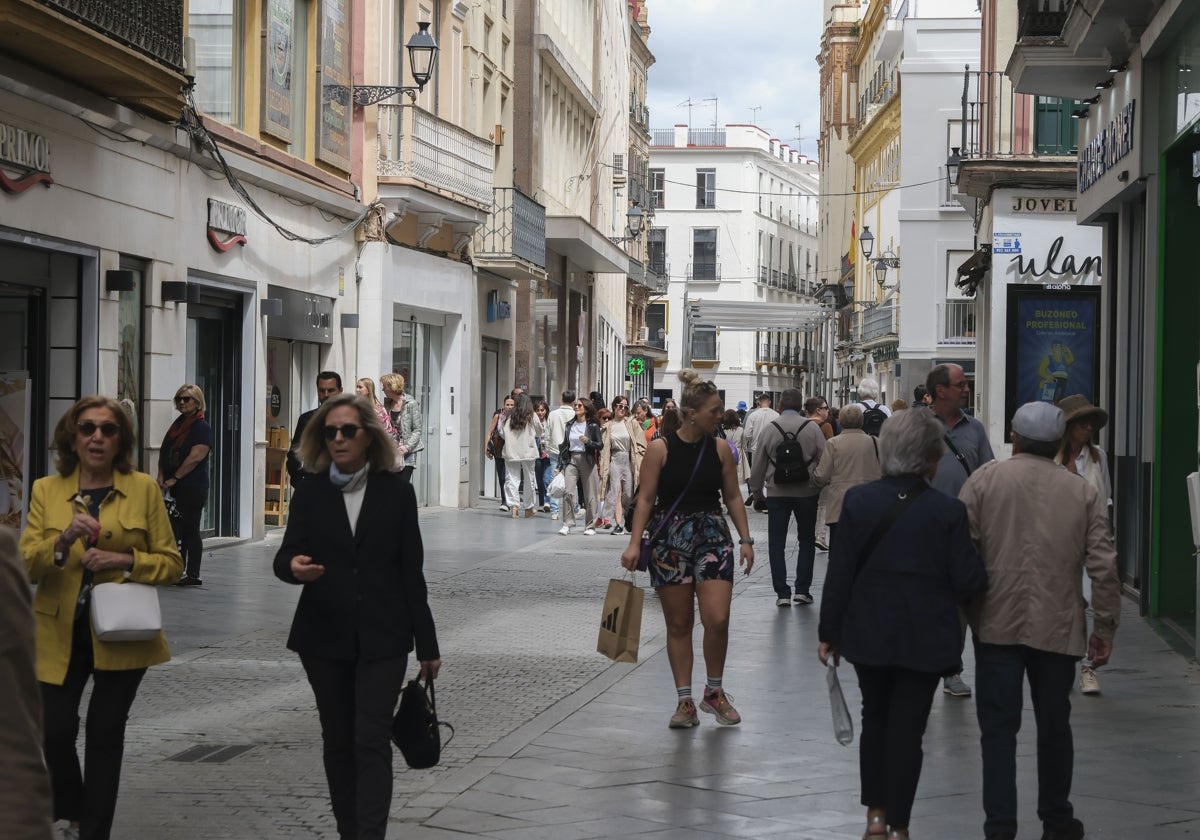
2, 363, 1121, 840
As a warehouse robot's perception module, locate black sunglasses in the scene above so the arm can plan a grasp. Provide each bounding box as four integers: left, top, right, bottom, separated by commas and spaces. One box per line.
78, 420, 120, 438
175, 395, 193, 404
323, 424, 361, 441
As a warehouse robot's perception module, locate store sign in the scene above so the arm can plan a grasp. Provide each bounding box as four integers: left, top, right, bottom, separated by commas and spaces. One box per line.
993, 190, 1103, 285
0, 121, 53, 194
207, 198, 248, 253
1079, 100, 1136, 194
1010, 196, 1076, 213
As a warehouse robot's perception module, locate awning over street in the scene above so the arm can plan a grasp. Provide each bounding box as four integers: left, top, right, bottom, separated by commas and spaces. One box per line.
687, 299, 829, 332
545, 215, 628, 273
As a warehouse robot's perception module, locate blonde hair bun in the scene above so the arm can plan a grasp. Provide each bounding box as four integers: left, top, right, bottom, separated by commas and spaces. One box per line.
677, 368, 702, 387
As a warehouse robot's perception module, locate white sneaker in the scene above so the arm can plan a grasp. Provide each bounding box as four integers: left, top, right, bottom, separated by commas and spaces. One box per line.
583, 527, 596, 536
551, 512, 559, 520
1080, 666, 1101, 695
558, 525, 570, 535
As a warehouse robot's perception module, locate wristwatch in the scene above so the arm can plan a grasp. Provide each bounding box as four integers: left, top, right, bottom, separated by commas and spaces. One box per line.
53, 537, 67, 568
738, 537, 755, 546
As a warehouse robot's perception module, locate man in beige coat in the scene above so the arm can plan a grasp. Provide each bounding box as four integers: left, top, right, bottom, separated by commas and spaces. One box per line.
810, 404, 881, 549
959, 402, 1120, 840
0, 526, 54, 839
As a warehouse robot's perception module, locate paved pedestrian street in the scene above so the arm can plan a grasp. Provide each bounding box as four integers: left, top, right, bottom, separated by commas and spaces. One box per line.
105, 506, 1200, 839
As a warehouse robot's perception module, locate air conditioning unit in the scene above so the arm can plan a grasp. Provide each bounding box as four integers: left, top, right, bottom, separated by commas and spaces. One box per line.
637, 326, 649, 342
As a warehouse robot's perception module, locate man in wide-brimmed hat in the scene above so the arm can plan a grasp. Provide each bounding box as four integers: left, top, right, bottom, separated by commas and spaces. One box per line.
1054, 394, 1112, 696
959, 401, 1120, 840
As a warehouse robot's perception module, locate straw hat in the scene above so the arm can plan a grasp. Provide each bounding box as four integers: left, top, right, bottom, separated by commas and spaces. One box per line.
1057, 394, 1108, 430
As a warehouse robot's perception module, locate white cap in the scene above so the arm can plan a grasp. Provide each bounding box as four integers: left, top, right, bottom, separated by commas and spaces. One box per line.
1011, 401, 1065, 442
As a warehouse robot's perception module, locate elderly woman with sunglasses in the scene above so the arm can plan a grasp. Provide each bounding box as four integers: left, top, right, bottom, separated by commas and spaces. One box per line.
156, 384, 212, 586
600, 396, 645, 535
20, 396, 182, 840
274, 393, 440, 840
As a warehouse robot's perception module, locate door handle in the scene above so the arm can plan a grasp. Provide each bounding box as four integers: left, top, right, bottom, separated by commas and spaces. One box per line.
227, 404, 239, 431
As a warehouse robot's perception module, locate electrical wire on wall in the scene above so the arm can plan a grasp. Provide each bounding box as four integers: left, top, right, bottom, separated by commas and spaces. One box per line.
176, 90, 378, 247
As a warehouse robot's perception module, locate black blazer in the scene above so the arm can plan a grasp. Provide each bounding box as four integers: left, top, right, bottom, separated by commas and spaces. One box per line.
287, 408, 317, 490
273, 471, 439, 663
818, 475, 987, 676
558, 420, 603, 466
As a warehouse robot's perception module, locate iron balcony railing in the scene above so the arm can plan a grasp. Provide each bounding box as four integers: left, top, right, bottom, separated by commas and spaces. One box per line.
1018, 0, 1073, 40
649, 127, 726, 147
938, 300, 977, 345
687, 262, 721, 282
41, 0, 184, 69
960, 68, 1079, 161
858, 63, 899, 127
473, 187, 546, 270
646, 261, 669, 292
377, 104, 495, 209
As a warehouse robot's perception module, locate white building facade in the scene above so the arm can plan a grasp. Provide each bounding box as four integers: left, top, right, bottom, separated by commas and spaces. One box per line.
648, 124, 820, 408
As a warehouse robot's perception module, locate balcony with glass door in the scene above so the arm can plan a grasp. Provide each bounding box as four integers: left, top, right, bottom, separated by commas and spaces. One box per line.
473, 187, 547, 281
0, 0, 187, 119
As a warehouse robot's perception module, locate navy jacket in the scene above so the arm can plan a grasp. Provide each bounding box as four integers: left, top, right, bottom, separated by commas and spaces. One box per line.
274, 471, 439, 663
818, 475, 986, 675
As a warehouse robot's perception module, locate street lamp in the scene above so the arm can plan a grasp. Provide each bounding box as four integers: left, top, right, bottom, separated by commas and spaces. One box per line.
858, 226, 901, 289
946, 146, 961, 187
329, 21, 440, 106
610, 204, 646, 244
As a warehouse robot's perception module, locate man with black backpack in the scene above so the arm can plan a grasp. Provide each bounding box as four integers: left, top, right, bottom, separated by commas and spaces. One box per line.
748, 389, 826, 607
856, 377, 891, 437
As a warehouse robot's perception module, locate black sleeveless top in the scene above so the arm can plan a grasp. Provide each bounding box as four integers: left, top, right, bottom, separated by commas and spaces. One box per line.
655, 432, 723, 514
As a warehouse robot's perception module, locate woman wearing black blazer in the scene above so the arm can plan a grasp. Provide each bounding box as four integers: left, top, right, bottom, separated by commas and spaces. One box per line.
274, 393, 440, 840
555, 396, 603, 535
818, 408, 986, 840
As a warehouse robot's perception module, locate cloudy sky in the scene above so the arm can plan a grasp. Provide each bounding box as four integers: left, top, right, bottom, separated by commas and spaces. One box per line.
644, 0, 827, 159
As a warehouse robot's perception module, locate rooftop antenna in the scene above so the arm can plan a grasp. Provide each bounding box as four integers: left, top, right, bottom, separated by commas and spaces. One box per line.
701, 96, 718, 127
749, 105, 762, 124
677, 97, 695, 128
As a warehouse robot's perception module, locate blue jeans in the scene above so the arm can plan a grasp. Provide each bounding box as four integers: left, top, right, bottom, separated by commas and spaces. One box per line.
765, 494, 818, 598
974, 640, 1077, 838
546, 453, 561, 514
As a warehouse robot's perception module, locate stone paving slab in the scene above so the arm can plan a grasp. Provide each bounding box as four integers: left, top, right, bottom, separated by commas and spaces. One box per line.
93, 504, 1200, 839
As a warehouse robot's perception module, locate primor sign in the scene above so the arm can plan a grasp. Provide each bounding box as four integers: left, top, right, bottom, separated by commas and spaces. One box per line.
207, 198, 248, 253
0, 121, 53, 194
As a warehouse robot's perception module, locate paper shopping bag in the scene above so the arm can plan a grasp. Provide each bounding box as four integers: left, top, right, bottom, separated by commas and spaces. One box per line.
597, 577, 644, 663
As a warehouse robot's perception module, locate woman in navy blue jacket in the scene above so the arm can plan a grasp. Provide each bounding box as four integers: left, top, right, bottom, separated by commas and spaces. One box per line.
818, 408, 986, 840
274, 393, 440, 840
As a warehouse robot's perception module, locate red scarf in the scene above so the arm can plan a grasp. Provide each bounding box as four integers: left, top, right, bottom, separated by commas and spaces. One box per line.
165, 409, 205, 451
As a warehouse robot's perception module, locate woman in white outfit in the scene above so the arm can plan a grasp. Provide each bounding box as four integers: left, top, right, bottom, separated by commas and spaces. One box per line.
1054, 394, 1112, 696
501, 394, 543, 518
600, 396, 645, 535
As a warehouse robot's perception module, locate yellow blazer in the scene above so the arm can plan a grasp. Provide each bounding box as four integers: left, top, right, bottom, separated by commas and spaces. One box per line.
20, 467, 183, 685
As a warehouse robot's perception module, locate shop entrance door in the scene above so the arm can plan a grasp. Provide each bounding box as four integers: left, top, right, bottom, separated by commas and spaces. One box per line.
186, 297, 242, 537
393, 320, 442, 506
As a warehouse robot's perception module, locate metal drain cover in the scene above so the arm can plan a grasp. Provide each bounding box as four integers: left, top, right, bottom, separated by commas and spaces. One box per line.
167, 744, 255, 763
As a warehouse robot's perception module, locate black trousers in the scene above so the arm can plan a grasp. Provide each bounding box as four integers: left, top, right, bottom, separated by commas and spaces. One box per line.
495, 457, 509, 504
170, 483, 207, 579
301, 654, 408, 840
40, 613, 146, 840
853, 664, 941, 829
974, 640, 1077, 837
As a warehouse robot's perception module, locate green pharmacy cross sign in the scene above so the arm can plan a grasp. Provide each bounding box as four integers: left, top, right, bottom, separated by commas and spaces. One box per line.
627, 357, 646, 376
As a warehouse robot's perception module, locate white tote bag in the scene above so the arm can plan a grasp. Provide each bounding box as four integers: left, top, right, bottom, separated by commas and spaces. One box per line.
547, 471, 567, 499
90, 582, 162, 641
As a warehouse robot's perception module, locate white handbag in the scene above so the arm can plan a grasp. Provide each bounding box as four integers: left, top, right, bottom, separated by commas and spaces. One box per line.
547, 471, 567, 499
90, 582, 162, 641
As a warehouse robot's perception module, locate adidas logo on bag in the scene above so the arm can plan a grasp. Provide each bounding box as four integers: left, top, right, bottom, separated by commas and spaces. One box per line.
602, 607, 620, 632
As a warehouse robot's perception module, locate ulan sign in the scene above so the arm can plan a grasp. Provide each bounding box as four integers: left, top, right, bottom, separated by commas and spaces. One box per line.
0, 121, 54, 194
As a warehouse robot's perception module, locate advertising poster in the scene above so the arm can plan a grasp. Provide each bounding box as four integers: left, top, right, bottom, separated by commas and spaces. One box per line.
262, 0, 294, 143
318, 0, 352, 170
0, 375, 30, 529
1005, 287, 1101, 436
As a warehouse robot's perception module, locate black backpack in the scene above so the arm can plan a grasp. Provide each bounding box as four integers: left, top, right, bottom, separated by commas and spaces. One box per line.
768, 420, 813, 484
861, 402, 887, 437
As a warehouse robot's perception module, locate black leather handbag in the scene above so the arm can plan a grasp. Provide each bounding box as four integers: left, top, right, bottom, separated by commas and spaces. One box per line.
391, 676, 453, 769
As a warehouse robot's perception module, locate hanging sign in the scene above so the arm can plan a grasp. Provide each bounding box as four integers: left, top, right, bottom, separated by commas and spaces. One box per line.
0, 121, 53, 194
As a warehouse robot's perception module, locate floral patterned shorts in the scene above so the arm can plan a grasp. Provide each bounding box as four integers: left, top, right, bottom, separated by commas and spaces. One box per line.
646, 509, 735, 587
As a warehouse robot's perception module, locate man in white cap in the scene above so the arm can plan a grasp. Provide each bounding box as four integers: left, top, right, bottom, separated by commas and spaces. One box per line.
958, 401, 1120, 840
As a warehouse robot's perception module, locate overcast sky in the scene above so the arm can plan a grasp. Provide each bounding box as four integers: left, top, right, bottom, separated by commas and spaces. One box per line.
644, 0, 826, 159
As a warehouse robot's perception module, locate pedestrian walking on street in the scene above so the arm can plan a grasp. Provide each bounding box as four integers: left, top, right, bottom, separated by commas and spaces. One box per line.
620, 369, 755, 729
21, 396, 183, 840
632, 399, 659, 445
157, 384, 212, 586
486, 395, 516, 509
501, 393, 544, 518
380, 373, 423, 484
545, 390, 575, 519
720, 408, 747, 487
818, 407, 987, 840
807, 396, 835, 551
927, 363, 995, 698
748, 388, 826, 606
274, 392, 441, 840
355, 377, 397, 439
557, 397, 602, 535
959, 401, 1120, 840
811, 404, 882, 553
288, 371, 343, 491
1054, 394, 1113, 696
600, 396, 645, 536
740, 392, 778, 481
0, 525, 55, 840
533, 399, 552, 511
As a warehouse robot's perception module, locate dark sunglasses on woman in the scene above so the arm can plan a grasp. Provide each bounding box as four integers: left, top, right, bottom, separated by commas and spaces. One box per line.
324, 424, 361, 441
78, 421, 120, 438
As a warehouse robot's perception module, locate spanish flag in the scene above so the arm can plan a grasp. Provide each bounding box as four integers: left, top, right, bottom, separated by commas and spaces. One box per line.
848, 219, 856, 267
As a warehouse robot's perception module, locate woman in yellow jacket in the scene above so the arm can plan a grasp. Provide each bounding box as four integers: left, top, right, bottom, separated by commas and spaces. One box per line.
19, 396, 182, 840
